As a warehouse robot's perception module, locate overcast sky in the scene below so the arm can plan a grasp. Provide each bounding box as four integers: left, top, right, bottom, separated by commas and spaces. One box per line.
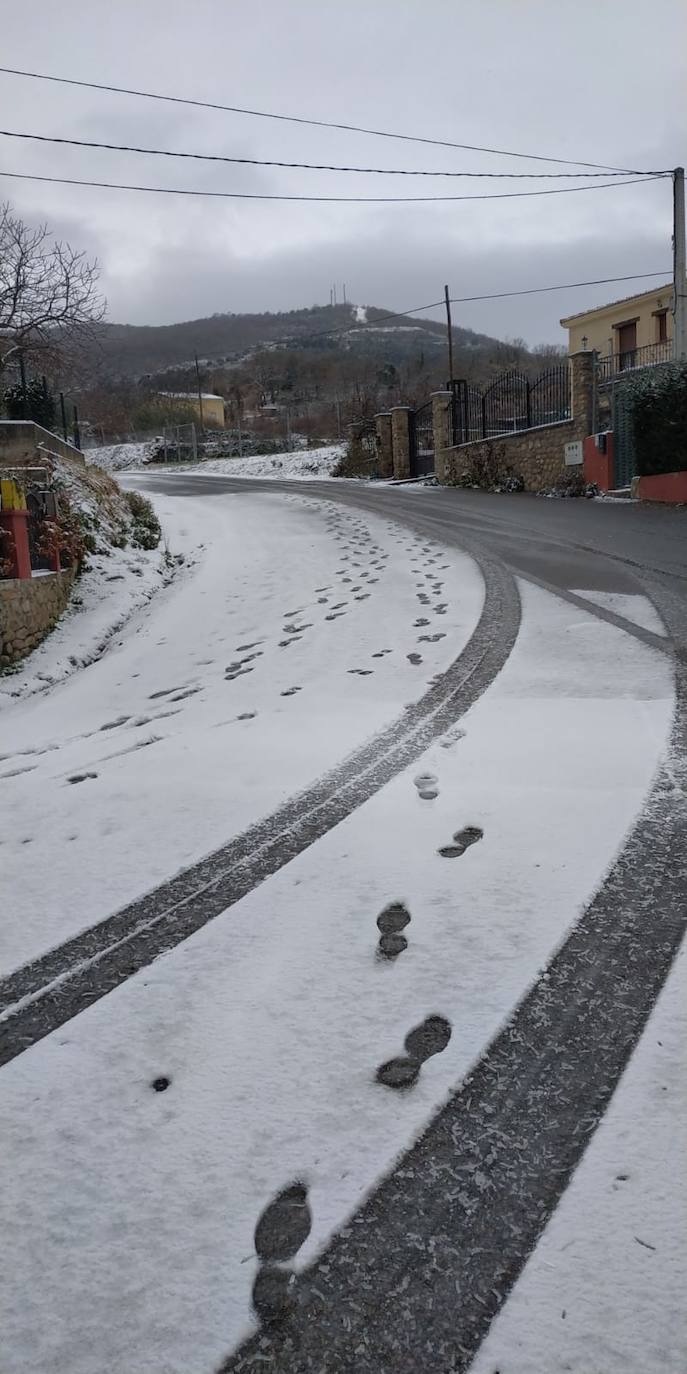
1, 0, 684, 344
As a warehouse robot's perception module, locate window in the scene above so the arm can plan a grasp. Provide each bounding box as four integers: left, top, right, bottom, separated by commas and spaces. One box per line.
616, 321, 637, 368
656, 311, 668, 343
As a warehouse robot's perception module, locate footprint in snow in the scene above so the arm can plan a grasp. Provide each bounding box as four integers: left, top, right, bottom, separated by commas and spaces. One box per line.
376, 1016, 452, 1090
226, 666, 255, 680
348, 668, 373, 676
376, 901, 411, 959
414, 771, 439, 800
254, 1182, 312, 1265
149, 685, 186, 700
418, 633, 446, 643
281, 686, 302, 697
414, 618, 430, 628
439, 727, 466, 751
67, 772, 98, 785
438, 825, 483, 858
407, 652, 423, 665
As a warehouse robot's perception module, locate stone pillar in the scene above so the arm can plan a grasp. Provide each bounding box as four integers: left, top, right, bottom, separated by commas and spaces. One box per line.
391, 406, 413, 480
570, 350, 595, 439
374, 412, 393, 478
0, 508, 32, 579
431, 391, 453, 484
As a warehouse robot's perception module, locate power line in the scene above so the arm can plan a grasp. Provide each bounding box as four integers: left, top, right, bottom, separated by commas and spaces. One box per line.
294, 272, 670, 344
0, 168, 667, 203
0, 65, 639, 174
0, 129, 661, 178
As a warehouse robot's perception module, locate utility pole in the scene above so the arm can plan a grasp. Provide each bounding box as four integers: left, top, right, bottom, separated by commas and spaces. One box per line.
444, 284, 455, 385
673, 167, 687, 360
194, 352, 205, 431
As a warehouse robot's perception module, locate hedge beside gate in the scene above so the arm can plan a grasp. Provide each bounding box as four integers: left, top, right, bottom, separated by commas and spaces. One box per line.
624, 361, 687, 475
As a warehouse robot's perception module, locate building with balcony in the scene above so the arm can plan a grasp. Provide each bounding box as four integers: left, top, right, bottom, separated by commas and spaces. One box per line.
561, 283, 673, 377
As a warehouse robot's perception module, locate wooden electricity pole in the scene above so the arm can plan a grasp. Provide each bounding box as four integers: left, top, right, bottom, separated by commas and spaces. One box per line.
673, 168, 686, 360
444, 284, 455, 385
194, 352, 205, 431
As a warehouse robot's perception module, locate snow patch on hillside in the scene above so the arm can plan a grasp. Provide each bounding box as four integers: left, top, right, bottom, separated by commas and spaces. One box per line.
86, 442, 153, 473
185, 444, 344, 480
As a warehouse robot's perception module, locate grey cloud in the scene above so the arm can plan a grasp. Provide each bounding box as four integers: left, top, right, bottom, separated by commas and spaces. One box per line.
0, 0, 681, 347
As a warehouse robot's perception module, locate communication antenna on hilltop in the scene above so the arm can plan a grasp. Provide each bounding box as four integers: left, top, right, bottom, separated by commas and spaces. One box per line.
333, 283, 337, 306
343, 283, 347, 304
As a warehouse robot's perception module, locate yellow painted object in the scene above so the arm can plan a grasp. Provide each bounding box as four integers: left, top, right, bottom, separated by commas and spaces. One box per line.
0, 478, 27, 511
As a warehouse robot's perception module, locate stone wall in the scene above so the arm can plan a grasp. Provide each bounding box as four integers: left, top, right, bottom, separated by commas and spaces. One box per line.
374, 412, 393, 478
0, 421, 84, 471
437, 352, 595, 493
0, 569, 75, 667
390, 407, 412, 480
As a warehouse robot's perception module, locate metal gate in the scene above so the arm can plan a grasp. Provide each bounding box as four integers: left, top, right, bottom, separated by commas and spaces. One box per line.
409, 401, 434, 477
598, 376, 638, 490
611, 384, 637, 489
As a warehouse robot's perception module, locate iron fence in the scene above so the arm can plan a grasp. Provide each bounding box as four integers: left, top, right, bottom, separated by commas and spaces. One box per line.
595, 340, 673, 382
450, 365, 570, 445
409, 399, 435, 476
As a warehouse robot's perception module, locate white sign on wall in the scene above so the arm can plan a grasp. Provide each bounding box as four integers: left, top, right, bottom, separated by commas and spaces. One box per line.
565, 440, 583, 467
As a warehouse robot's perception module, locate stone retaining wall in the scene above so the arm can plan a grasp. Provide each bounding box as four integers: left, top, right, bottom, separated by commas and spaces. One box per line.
0, 420, 84, 471
437, 351, 594, 493
0, 569, 75, 668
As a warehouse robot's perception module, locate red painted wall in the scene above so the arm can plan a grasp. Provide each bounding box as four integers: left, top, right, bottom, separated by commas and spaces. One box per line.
0, 509, 32, 579
637, 471, 687, 503
583, 433, 614, 491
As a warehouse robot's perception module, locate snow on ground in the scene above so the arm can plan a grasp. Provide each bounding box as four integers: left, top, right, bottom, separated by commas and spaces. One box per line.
184, 443, 344, 479
87, 441, 345, 480
470, 938, 687, 1374
572, 588, 668, 636
0, 577, 674, 1374
85, 441, 153, 472
0, 490, 483, 973
0, 461, 170, 702
0, 546, 169, 703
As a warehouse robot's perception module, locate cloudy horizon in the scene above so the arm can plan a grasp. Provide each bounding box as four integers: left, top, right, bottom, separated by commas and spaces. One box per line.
1, 0, 683, 346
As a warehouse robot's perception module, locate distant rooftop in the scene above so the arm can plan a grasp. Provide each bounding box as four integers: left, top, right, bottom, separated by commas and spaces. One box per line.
560, 282, 672, 326
158, 391, 224, 401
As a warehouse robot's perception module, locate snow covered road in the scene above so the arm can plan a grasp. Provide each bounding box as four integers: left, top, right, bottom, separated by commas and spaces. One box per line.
1, 477, 682, 1374
0, 491, 483, 972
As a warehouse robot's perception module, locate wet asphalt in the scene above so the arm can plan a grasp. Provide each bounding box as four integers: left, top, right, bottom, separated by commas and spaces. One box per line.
5, 477, 687, 1372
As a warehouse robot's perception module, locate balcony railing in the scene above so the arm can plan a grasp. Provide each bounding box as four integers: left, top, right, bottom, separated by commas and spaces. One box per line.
596, 340, 673, 381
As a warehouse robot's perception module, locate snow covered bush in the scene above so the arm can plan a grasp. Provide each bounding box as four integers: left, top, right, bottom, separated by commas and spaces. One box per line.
625, 361, 687, 475
125, 490, 162, 550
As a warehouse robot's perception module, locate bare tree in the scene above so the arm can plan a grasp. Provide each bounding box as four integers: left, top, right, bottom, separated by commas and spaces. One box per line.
0, 202, 106, 374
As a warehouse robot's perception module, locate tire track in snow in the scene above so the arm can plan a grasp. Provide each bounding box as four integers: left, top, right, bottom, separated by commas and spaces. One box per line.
0, 551, 520, 1067
218, 664, 687, 1374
